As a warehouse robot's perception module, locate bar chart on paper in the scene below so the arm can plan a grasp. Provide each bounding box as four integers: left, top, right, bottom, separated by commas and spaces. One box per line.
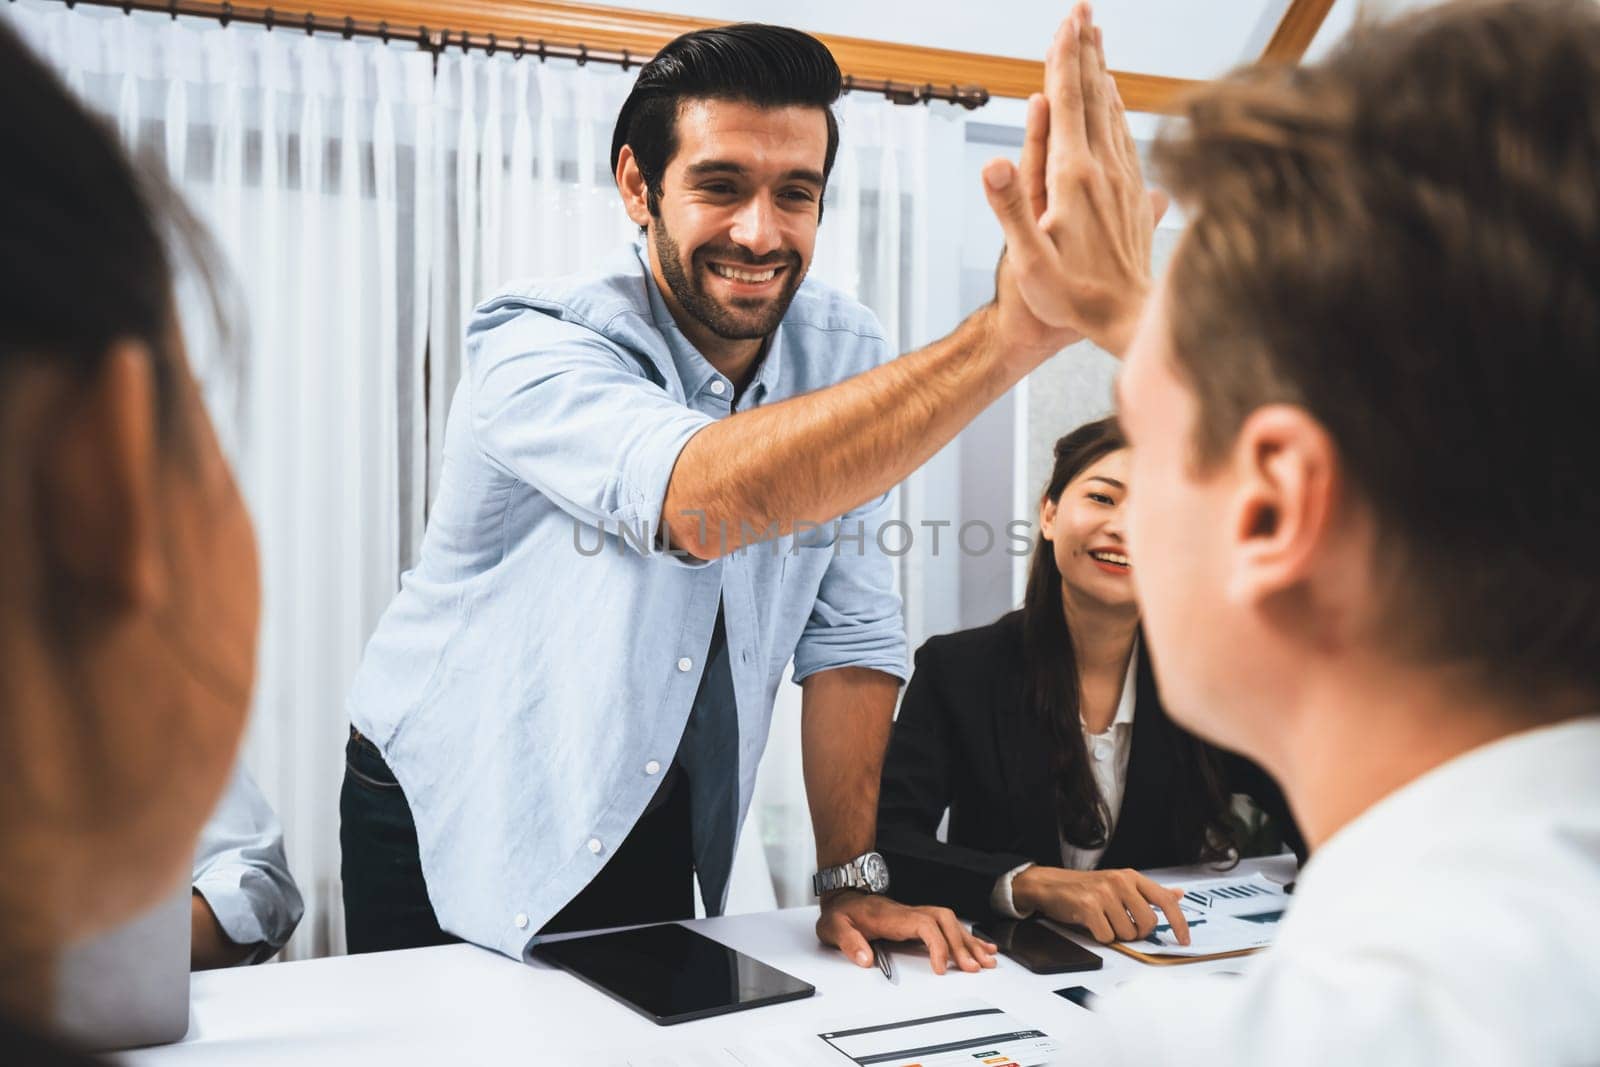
1106, 872, 1294, 961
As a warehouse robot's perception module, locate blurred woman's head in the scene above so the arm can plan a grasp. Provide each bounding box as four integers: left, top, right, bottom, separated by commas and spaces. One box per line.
1034, 418, 1133, 615
0, 20, 257, 1013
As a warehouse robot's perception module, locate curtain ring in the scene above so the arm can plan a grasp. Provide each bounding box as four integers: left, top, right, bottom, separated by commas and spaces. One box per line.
263, 7, 274, 31
168, 0, 177, 20
536, 38, 547, 62
122, 0, 132, 14
486, 32, 496, 57
842, 73, 854, 93
459, 30, 470, 54
514, 36, 525, 60
620, 47, 631, 71
303, 11, 314, 35
342, 17, 354, 40
219, 1, 232, 27
378, 20, 388, 44
576, 43, 588, 66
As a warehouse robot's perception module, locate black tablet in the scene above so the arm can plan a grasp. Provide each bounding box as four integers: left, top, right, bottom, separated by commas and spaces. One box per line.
533, 923, 815, 1026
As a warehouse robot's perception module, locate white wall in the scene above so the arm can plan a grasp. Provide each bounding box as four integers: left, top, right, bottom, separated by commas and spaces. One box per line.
594, 0, 1451, 86
594, 0, 1290, 80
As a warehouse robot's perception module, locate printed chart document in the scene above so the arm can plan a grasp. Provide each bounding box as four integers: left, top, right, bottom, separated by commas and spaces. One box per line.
817, 1000, 1062, 1067
1105, 871, 1291, 963
598, 1001, 1061, 1067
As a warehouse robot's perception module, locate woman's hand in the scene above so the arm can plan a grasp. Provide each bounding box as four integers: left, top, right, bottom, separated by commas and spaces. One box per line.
1011, 866, 1190, 945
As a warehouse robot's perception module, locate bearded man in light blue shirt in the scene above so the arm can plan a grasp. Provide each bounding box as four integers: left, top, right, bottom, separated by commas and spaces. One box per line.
340, 20, 1160, 968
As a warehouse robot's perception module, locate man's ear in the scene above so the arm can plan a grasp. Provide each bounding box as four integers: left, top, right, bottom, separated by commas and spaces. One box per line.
1223, 404, 1337, 608
39, 340, 165, 610
615, 145, 653, 230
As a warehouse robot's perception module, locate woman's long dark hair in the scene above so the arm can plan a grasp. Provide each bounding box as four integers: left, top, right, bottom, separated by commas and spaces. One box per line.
1022, 416, 1237, 861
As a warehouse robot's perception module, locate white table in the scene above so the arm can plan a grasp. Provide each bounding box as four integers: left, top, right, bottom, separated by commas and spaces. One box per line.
121, 856, 1295, 1065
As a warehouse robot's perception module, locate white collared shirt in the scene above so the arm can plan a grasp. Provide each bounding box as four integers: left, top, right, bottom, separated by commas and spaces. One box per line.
1083, 716, 1600, 1066
992, 646, 1139, 917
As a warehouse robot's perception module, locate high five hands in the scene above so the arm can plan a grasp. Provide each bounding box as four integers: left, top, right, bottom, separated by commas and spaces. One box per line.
985, 3, 1167, 362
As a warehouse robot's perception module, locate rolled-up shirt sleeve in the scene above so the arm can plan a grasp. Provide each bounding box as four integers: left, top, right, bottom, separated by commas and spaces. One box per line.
192, 767, 304, 965
792, 492, 910, 685
467, 300, 716, 543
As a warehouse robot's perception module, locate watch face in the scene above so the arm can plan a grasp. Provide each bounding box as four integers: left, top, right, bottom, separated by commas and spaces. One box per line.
863, 852, 890, 893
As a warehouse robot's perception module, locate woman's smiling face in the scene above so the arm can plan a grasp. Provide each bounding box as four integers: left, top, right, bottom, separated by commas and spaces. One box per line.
1041, 447, 1136, 611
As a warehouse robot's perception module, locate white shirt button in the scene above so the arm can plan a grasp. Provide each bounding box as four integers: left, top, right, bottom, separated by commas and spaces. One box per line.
514, 913, 529, 930
587, 837, 604, 855
1094, 742, 1112, 762
677, 657, 693, 672
645, 760, 661, 776
709, 379, 727, 396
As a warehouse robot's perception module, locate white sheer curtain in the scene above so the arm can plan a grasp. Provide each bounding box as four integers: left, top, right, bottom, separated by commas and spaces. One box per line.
6, 2, 433, 960
13, 0, 969, 938
424, 53, 638, 501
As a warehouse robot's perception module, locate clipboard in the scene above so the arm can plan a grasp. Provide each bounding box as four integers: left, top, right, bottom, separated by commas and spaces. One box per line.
1106, 942, 1265, 967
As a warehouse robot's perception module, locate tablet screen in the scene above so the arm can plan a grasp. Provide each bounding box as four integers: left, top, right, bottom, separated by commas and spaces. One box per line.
533, 923, 815, 1026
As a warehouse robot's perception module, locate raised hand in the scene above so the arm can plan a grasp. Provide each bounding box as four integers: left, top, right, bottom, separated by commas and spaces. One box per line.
984, 3, 1165, 359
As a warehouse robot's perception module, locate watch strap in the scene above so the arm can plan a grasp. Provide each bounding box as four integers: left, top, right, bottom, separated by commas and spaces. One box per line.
813, 853, 875, 896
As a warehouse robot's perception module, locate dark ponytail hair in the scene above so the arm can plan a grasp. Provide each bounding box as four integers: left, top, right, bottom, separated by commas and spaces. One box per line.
0, 20, 229, 449
1021, 416, 1237, 861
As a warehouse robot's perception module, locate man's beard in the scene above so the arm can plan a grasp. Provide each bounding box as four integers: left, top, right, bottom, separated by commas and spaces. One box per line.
652, 216, 805, 341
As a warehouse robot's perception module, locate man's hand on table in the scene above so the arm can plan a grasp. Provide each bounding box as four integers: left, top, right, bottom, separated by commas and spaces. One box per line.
816, 890, 999, 975
983, 2, 1165, 363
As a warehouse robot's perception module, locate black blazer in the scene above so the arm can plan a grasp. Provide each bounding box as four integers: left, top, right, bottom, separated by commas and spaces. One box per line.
876, 611, 1302, 919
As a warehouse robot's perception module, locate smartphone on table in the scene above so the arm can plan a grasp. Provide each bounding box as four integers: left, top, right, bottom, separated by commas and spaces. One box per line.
971, 917, 1104, 974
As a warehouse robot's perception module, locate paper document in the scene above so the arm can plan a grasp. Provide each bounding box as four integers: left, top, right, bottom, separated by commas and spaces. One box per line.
1127, 871, 1291, 957
596, 1001, 1060, 1067
817, 1000, 1062, 1067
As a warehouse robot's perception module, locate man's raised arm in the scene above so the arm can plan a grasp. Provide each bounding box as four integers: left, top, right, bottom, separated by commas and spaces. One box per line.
664, 3, 1158, 560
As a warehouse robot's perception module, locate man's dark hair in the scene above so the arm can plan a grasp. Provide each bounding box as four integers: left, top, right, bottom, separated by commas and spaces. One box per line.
609, 23, 843, 217
1151, 0, 1600, 697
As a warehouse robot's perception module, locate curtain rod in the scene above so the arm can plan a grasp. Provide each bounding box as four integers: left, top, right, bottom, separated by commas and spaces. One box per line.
31, 0, 991, 109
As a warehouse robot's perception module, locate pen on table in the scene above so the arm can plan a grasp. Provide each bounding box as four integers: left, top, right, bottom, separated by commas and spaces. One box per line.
870, 940, 898, 985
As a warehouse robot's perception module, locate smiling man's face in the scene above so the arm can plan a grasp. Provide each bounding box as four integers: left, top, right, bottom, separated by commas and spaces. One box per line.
644, 98, 828, 344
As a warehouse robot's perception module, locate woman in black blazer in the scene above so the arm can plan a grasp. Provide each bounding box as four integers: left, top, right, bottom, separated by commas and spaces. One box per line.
878, 417, 1300, 943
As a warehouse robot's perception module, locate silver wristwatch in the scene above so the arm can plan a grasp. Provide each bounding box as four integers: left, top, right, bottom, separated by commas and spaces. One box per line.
812, 850, 890, 896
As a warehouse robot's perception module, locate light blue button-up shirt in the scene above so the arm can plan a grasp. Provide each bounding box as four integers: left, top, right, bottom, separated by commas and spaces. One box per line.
193, 767, 303, 964
347, 241, 908, 958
